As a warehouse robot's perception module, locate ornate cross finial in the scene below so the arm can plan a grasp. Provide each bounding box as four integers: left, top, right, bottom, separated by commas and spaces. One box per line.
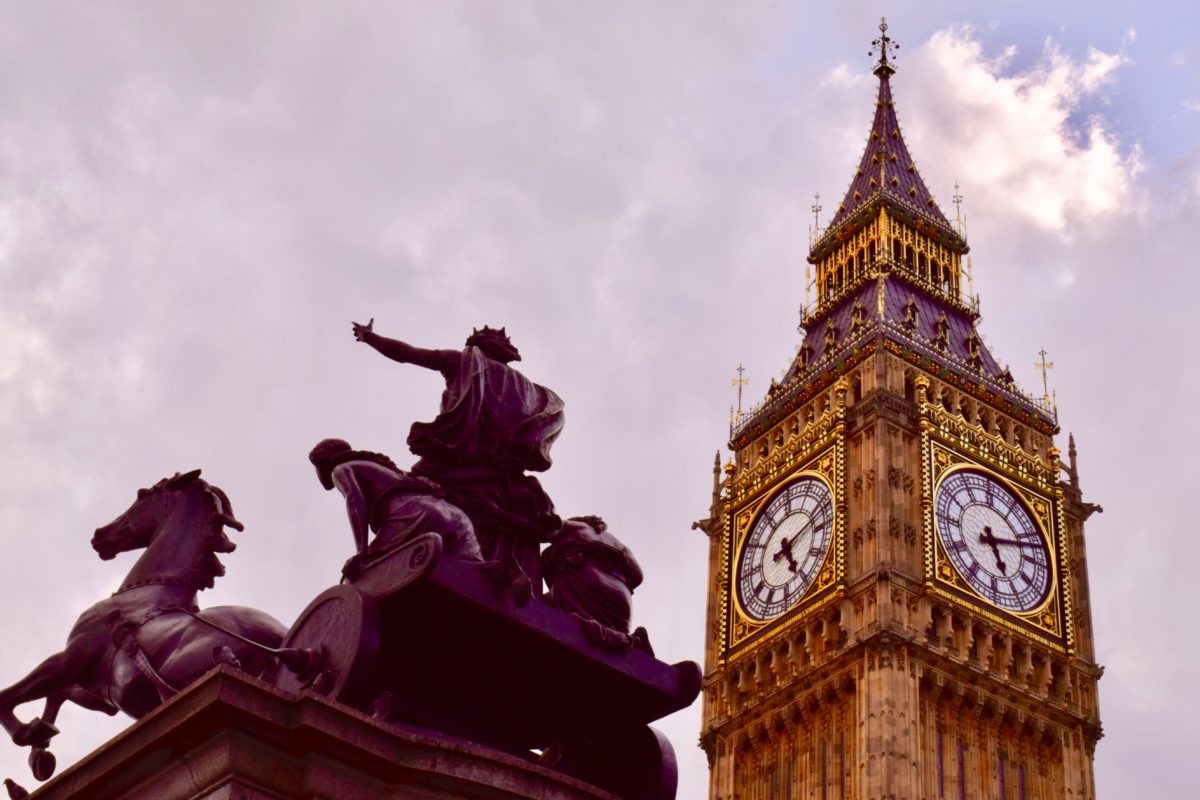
808, 192, 823, 249
871, 17, 899, 78
952, 182, 964, 226
732, 364, 749, 418
1035, 347, 1055, 407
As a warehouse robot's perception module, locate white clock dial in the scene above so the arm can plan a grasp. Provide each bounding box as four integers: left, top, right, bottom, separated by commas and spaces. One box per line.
934, 469, 1052, 612
736, 477, 834, 622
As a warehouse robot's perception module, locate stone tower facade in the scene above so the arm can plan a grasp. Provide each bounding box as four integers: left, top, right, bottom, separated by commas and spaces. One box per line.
698, 21, 1102, 800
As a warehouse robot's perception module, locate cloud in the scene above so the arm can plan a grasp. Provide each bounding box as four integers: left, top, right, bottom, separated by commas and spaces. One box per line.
0, 8, 1186, 798
898, 26, 1142, 236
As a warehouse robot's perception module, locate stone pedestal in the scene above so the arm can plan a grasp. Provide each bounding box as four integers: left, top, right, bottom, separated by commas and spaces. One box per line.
30, 667, 616, 800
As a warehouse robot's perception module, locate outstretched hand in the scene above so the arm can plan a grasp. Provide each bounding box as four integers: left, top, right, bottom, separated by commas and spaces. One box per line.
352, 318, 375, 343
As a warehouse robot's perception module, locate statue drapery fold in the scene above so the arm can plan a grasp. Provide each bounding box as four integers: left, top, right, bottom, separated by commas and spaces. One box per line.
407, 345, 564, 474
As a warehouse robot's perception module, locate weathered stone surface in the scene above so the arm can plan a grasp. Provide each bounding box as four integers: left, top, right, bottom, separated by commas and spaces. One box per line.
31, 667, 617, 800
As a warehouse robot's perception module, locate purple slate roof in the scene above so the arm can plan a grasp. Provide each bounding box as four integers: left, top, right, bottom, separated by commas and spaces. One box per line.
879, 276, 1001, 375
789, 281, 880, 371
785, 275, 1003, 385
815, 75, 965, 253
732, 274, 1054, 442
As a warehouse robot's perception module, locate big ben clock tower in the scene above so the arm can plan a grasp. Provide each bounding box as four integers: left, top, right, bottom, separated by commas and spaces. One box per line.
698, 20, 1103, 800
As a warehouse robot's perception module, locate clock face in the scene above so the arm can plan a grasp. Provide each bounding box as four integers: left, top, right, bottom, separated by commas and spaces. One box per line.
736, 477, 834, 622
934, 469, 1052, 612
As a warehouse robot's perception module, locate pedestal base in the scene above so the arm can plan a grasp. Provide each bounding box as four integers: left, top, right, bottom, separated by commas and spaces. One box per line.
28, 667, 617, 800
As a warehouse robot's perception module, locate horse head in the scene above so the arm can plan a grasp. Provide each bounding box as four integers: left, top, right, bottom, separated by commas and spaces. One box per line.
91, 470, 244, 590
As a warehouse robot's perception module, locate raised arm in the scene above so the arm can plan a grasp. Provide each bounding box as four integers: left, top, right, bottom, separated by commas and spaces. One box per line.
352, 318, 458, 373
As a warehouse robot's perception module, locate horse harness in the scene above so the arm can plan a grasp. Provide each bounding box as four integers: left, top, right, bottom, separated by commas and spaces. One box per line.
97, 596, 199, 701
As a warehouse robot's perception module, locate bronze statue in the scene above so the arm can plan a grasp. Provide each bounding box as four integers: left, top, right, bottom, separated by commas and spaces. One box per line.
352, 320, 564, 587
542, 515, 647, 651
0, 470, 288, 781
308, 438, 482, 579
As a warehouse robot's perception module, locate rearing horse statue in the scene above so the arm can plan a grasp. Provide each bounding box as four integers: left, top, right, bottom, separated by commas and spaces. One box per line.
0, 470, 288, 782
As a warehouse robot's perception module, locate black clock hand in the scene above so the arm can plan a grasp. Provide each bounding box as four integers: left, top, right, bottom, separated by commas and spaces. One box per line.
979, 527, 1007, 574
772, 536, 799, 573
977, 535, 1040, 548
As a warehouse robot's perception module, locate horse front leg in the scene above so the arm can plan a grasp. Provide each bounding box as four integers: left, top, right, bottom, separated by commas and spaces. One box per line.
0, 652, 71, 748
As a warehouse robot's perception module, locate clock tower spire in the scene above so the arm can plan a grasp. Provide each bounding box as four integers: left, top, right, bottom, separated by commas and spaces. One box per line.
700, 21, 1103, 800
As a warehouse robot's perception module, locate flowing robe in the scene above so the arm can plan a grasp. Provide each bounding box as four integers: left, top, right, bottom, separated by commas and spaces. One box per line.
407, 346, 565, 575
407, 346, 564, 473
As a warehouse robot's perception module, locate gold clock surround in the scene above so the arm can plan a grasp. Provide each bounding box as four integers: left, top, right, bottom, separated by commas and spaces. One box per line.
725, 437, 846, 657
921, 421, 1074, 653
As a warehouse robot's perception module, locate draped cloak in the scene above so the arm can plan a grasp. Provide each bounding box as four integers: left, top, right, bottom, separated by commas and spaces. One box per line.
407, 346, 564, 474
406, 346, 565, 578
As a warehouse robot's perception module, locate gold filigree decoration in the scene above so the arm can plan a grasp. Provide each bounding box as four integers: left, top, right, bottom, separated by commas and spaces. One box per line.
925, 402, 1055, 490
729, 402, 843, 505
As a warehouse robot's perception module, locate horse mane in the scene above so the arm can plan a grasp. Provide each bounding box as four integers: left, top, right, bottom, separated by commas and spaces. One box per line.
135, 471, 242, 591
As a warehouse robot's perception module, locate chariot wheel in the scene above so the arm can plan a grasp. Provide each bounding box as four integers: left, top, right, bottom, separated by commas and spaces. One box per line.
274, 584, 380, 706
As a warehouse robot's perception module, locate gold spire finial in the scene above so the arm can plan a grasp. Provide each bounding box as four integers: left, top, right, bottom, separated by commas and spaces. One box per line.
871, 17, 899, 78
732, 364, 749, 421
1035, 347, 1055, 408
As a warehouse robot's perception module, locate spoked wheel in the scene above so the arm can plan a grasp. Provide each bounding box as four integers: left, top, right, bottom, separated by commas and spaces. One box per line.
28, 747, 55, 782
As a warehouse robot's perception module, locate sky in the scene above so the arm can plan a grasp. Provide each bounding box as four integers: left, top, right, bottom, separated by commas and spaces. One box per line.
0, 1, 1196, 796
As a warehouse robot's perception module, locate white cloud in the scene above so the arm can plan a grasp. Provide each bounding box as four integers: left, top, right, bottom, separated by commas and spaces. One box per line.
899, 26, 1142, 235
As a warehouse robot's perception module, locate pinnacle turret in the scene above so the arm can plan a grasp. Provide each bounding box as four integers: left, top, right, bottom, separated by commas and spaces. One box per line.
813, 19, 966, 260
